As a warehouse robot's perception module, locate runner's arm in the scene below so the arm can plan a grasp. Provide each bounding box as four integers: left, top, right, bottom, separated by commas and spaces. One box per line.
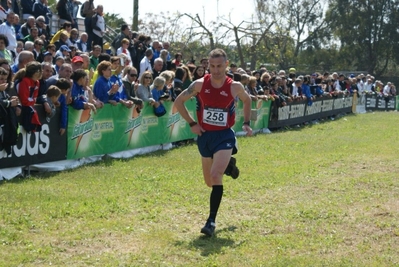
233, 82, 251, 123
174, 81, 200, 124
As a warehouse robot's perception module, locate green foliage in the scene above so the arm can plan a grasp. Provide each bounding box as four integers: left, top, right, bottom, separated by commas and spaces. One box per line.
1, 112, 399, 266
325, 0, 399, 75
47, 0, 57, 14
103, 12, 128, 32
44, 0, 399, 75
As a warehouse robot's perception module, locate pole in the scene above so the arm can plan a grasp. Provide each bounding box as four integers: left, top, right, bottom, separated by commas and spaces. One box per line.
133, 0, 138, 31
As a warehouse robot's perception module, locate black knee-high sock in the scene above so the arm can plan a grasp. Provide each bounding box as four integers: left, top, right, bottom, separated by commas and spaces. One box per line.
208, 185, 223, 222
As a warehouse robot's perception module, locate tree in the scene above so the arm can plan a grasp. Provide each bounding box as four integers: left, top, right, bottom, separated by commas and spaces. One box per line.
138, 12, 184, 43
182, 13, 216, 50
325, 0, 399, 75
254, 0, 329, 70
283, 0, 328, 59
104, 13, 127, 31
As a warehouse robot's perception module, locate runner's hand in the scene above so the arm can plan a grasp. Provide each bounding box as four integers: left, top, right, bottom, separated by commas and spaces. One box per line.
191, 124, 205, 136
242, 124, 253, 136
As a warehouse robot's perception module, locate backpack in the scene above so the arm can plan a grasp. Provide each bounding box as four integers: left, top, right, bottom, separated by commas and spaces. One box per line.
80, 2, 86, 17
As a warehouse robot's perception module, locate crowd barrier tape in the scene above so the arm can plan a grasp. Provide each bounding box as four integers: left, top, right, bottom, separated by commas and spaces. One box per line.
268, 96, 354, 129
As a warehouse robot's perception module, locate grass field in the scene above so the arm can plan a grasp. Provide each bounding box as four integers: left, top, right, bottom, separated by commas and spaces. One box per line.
1, 112, 398, 267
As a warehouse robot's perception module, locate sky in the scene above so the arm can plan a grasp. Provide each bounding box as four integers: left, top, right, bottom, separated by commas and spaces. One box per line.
97, 0, 256, 27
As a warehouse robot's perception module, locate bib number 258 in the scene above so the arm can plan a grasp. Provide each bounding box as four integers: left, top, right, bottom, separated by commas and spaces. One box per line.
203, 109, 227, 126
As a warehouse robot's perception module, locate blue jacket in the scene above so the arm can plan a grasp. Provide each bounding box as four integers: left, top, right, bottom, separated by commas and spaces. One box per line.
315, 85, 325, 97
151, 88, 167, 115
110, 74, 126, 100
32, 1, 52, 23
71, 81, 87, 110
58, 93, 67, 129
301, 83, 313, 106
93, 76, 120, 103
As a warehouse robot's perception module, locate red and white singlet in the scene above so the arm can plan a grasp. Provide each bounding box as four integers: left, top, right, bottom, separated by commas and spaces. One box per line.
196, 74, 236, 131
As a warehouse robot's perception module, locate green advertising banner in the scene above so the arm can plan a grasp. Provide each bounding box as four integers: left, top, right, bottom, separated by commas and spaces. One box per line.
232, 100, 245, 132
168, 99, 197, 143
232, 100, 271, 132
67, 99, 272, 160
67, 100, 197, 159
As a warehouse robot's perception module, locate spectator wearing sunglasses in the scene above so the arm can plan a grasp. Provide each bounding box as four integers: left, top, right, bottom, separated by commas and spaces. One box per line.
121, 65, 143, 109
136, 70, 153, 102
32, 39, 44, 61
0, 58, 15, 98
35, 16, 51, 44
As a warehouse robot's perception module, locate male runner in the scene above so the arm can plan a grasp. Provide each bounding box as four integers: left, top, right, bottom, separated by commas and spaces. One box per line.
174, 48, 253, 236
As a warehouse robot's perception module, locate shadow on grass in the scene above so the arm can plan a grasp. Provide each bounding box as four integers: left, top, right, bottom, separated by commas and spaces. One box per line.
175, 226, 240, 257
0, 155, 125, 185
0, 168, 71, 185
0, 143, 199, 185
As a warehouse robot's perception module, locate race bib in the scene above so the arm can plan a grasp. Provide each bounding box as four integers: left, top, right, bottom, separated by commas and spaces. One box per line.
203, 107, 228, 126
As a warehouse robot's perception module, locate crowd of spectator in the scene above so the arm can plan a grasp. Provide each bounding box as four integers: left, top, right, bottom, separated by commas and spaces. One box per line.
236, 67, 396, 108
0, 0, 397, 155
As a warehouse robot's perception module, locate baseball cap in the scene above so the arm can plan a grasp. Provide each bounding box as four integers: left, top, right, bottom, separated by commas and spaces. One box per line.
60, 45, 71, 52
289, 67, 296, 73
43, 51, 52, 57
72, 56, 83, 63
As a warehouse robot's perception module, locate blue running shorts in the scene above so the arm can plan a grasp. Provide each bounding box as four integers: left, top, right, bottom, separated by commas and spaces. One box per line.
197, 128, 237, 158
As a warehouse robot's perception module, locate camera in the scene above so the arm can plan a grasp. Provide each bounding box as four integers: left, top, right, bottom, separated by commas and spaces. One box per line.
159, 94, 169, 100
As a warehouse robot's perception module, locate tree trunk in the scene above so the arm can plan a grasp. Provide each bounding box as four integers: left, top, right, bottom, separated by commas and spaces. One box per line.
233, 27, 245, 69
133, 0, 139, 31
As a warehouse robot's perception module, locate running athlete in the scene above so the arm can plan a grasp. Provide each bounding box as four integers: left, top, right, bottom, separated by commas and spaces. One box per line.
174, 48, 253, 237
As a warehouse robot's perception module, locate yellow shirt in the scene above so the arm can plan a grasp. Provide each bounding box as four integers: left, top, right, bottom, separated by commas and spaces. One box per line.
50, 30, 69, 44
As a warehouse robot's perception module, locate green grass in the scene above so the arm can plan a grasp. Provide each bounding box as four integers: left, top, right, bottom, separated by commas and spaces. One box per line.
1, 112, 399, 267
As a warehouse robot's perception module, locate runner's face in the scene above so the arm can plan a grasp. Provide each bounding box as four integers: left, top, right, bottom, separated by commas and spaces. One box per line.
209, 57, 227, 79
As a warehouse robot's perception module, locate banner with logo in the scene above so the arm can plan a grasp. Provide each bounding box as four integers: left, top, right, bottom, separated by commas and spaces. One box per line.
0, 107, 67, 168
269, 96, 353, 129
168, 99, 197, 142
232, 100, 271, 132
67, 101, 198, 159
365, 95, 396, 111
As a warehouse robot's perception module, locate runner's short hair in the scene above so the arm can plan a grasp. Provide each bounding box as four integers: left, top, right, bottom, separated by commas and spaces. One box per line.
208, 48, 227, 61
